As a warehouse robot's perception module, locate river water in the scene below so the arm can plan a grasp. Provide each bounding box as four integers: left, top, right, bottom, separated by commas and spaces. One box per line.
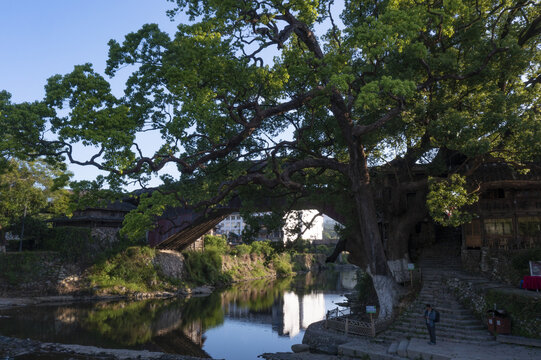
0, 269, 357, 359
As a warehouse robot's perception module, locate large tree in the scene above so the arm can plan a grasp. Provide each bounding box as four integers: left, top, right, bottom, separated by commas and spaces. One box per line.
3, 0, 540, 316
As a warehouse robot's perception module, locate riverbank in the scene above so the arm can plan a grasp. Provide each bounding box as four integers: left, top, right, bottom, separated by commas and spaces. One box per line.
0, 270, 354, 360
0, 241, 330, 300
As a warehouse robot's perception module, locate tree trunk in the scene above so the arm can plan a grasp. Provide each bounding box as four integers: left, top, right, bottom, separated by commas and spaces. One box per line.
348, 180, 403, 318
329, 90, 403, 318
371, 273, 402, 319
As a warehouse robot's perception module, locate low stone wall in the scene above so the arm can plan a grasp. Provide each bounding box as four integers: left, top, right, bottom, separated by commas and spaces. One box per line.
446, 276, 541, 338
302, 320, 360, 354
153, 250, 185, 281
462, 247, 536, 286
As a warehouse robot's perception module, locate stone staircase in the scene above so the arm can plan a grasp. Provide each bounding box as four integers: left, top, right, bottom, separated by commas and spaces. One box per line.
381, 241, 497, 356
331, 240, 541, 359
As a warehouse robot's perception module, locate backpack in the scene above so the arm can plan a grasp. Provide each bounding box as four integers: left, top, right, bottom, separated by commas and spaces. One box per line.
434, 310, 440, 323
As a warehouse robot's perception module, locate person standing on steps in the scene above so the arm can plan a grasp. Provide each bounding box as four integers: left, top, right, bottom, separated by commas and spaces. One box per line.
424, 304, 436, 345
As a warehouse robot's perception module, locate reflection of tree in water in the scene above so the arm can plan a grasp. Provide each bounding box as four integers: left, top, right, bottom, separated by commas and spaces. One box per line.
221, 277, 293, 312
180, 292, 224, 330
82, 300, 161, 345
289, 270, 344, 295
80, 299, 210, 357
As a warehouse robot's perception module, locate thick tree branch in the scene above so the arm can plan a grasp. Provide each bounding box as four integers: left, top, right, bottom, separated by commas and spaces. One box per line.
352, 106, 404, 137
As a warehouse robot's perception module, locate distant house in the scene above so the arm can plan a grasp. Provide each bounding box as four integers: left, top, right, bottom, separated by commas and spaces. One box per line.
53, 202, 136, 246
460, 163, 541, 279
462, 162, 541, 251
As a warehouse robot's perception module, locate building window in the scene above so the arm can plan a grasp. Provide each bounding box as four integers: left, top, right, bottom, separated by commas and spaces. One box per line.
518, 217, 541, 237
484, 218, 513, 236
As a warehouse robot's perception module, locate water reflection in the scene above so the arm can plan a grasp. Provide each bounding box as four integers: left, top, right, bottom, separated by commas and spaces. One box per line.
0, 269, 355, 360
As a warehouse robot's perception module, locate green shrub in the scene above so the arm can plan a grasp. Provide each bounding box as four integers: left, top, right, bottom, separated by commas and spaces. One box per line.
272, 253, 293, 277
183, 248, 231, 286
0, 252, 49, 285
355, 270, 378, 304
250, 240, 274, 258
87, 246, 170, 294
484, 289, 541, 338
203, 234, 229, 254
42, 226, 94, 262
8, 216, 50, 250
316, 244, 330, 254
232, 243, 251, 256
511, 249, 541, 274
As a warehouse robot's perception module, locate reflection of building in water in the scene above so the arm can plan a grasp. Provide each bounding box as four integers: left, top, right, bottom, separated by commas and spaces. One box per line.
281, 292, 300, 337
272, 292, 325, 338
221, 291, 326, 338
301, 293, 325, 329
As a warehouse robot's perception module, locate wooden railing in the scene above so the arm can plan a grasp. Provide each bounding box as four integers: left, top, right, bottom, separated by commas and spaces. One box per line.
324, 307, 395, 337
324, 269, 422, 337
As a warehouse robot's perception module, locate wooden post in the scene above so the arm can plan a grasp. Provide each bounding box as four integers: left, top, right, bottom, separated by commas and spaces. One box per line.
345, 317, 349, 335
370, 313, 375, 337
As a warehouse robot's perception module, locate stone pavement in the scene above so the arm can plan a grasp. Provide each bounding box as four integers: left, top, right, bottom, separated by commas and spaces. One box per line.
262, 335, 541, 360
337, 337, 541, 360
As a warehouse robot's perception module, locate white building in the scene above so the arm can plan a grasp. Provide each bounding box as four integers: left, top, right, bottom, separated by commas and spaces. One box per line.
215, 213, 246, 239
215, 210, 324, 243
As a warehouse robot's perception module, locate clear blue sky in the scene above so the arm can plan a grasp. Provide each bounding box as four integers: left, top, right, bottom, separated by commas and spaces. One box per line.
0, 0, 179, 103
0, 1, 183, 186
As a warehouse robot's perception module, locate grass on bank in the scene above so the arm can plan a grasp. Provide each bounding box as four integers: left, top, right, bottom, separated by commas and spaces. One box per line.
87, 246, 179, 294
0, 252, 58, 285
182, 235, 331, 286
2, 233, 334, 295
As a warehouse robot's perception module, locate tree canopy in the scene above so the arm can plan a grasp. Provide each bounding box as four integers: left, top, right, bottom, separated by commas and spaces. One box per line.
1, 0, 539, 315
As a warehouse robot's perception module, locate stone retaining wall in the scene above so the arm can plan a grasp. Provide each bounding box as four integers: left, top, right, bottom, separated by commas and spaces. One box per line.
446, 276, 541, 338
462, 247, 534, 286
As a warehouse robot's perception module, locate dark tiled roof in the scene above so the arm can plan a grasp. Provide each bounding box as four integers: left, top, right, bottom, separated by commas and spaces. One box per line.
469, 162, 541, 183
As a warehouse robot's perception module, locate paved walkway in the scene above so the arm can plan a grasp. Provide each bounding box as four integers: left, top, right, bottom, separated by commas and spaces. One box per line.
338, 337, 541, 360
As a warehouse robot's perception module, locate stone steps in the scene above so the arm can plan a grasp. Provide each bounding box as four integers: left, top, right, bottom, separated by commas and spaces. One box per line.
378, 244, 498, 349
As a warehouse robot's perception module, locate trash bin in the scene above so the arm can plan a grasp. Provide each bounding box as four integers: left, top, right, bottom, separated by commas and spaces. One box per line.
494, 310, 511, 334
486, 310, 496, 332
487, 309, 511, 334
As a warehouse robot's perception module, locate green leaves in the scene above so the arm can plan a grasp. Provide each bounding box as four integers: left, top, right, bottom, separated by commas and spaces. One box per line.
356, 76, 416, 110
0, 159, 72, 228
46, 64, 135, 148
426, 174, 479, 227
